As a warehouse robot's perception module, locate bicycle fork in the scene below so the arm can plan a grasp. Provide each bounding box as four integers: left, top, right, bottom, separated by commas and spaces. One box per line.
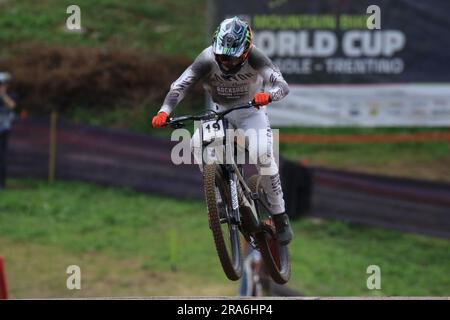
228, 167, 241, 225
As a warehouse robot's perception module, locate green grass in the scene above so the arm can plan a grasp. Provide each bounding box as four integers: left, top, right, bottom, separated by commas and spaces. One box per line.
280, 140, 449, 167
1, 179, 449, 297
294, 219, 449, 296
0, 0, 208, 59
279, 141, 450, 181
0, 179, 216, 277
66, 104, 157, 134
65, 103, 201, 138
277, 127, 450, 181
279, 126, 450, 135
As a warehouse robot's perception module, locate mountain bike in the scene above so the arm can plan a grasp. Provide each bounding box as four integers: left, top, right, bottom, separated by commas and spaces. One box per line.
166, 102, 291, 284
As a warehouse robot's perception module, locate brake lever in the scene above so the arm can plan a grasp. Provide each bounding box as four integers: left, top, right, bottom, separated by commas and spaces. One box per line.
169, 122, 185, 129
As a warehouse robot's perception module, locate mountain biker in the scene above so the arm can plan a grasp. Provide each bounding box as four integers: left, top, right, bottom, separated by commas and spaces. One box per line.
151, 17, 293, 245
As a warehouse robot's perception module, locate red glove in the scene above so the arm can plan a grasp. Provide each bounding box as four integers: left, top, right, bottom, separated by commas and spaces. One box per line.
152, 111, 168, 128
253, 92, 271, 107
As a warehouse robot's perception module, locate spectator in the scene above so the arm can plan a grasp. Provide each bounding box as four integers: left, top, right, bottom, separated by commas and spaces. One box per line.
239, 242, 265, 296
0, 72, 16, 189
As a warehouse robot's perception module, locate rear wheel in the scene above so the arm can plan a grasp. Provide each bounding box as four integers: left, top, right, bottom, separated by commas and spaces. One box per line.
247, 175, 291, 284
204, 164, 242, 281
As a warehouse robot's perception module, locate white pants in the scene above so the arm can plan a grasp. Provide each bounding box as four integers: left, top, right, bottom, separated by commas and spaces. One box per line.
192, 107, 285, 214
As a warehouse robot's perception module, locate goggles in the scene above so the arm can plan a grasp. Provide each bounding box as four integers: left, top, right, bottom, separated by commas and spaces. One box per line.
215, 54, 242, 70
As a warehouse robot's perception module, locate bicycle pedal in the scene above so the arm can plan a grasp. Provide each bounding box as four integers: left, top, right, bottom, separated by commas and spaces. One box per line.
262, 224, 277, 238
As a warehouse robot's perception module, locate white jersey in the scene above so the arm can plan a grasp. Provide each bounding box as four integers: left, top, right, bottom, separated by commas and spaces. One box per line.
159, 45, 290, 115
162, 45, 288, 215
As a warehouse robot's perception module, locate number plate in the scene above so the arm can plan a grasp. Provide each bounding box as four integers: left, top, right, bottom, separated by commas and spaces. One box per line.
202, 119, 225, 143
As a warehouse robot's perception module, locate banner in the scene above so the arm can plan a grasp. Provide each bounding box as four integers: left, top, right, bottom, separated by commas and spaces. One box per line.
210, 0, 450, 126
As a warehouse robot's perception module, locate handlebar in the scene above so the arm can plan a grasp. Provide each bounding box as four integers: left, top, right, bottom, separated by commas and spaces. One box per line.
165, 101, 256, 128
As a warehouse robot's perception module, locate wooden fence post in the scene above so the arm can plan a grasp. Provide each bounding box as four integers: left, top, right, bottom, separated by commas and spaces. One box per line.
48, 110, 58, 182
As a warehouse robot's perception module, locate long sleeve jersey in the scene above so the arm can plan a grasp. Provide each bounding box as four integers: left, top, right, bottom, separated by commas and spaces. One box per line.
159, 45, 289, 115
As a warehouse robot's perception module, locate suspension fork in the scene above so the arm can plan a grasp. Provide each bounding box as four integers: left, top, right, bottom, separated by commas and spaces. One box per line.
226, 164, 241, 225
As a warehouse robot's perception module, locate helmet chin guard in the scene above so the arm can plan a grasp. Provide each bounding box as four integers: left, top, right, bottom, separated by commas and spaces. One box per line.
212, 17, 253, 74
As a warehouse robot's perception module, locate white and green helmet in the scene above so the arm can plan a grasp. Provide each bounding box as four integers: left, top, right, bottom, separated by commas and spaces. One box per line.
212, 17, 253, 73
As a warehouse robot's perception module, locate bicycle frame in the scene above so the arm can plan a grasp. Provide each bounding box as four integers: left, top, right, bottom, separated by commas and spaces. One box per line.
166, 102, 291, 284
167, 102, 265, 234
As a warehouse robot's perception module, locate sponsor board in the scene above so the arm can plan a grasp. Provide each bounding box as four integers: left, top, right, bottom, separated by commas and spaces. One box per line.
211, 0, 450, 126
268, 84, 450, 126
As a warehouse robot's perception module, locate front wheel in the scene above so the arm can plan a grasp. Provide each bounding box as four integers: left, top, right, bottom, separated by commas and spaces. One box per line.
247, 175, 291, 284
203, 164, 242, 281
